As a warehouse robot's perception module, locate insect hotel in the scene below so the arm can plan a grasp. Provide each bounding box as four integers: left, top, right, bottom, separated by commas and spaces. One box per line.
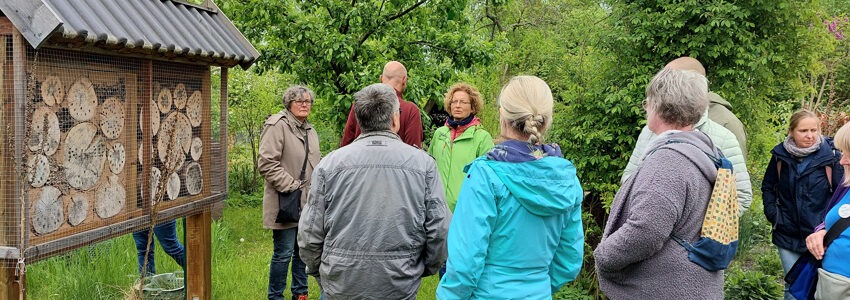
0, 0, 258, 298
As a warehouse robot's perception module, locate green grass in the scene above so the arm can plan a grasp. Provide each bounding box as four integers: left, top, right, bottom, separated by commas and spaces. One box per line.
25, 203, 442, 299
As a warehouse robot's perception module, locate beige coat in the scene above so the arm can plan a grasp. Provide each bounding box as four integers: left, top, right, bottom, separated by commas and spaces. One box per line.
258, 110, 321, 230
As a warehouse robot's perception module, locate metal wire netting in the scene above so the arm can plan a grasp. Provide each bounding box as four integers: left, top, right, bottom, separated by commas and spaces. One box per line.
0, 34, 227, 265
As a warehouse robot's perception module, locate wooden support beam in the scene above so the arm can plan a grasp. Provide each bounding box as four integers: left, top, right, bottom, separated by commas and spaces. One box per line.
185, 209, 211, 300
0, 260, 22, 300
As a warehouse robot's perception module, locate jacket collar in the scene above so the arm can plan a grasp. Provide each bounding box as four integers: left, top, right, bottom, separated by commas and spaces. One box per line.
354, 130, 401, 142
281, 109, 312, 130
772, 137, 836, 168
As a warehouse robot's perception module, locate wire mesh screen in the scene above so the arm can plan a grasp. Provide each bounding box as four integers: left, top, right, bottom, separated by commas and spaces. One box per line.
0, 39, 228, 262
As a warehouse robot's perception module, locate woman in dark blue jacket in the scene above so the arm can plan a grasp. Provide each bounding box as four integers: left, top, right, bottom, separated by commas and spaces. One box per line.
762, 109, 844, 300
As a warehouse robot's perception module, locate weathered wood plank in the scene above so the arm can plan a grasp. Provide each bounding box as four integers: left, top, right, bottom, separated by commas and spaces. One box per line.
186, 209, 211, 300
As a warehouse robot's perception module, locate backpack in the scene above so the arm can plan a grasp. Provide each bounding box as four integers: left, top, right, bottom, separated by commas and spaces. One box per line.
657, 139, 739, 272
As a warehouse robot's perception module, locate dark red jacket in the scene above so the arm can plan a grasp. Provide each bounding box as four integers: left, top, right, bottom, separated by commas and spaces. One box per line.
340, 90, 423, 148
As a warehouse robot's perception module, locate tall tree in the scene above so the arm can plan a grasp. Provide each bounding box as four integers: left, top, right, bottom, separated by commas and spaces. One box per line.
218, 0, 494, 132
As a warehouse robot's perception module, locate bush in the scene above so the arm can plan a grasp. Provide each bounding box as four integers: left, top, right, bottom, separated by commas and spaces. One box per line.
228, 144, 261, 195
225, 192, 263, 208
724, 267, 783, 300
553, 284, 594, 300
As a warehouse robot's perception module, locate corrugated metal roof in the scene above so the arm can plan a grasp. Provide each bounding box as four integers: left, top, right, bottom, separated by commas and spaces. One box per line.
1, 0, 258, 68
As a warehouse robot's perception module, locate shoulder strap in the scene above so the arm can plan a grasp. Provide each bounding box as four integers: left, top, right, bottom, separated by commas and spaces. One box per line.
776, 160, 832, 191
827, 165, 833, 191
297, 129, 310, 180
825, 216, 850, 249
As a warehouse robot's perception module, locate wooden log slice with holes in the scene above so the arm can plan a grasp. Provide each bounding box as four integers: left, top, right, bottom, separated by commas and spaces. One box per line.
173, 83, 188, 110
28, 106, 61, 155
28, 154, 50, 188
107, 142, 126, 174
41, 75, 64, 107
157, 88, 173, 114
95, 174, 125, 218
67, 77, 98, 122
176, 113, 192, 154
183, 161, 203, 195
64, 122, 106, 190
32, 186, 63, 235
99, 97, 125, 139
190, 137, 203, 161
167, 171, 181, 200
157, 113, 190, 170
68, 193, 89, 226
186, 90, 202, 127
151, 167, 162, 203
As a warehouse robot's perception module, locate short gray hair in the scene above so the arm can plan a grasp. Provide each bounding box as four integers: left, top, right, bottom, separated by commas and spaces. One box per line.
283, 85, 315, 110
644, 68, 708, 127
354, 83, 399, 132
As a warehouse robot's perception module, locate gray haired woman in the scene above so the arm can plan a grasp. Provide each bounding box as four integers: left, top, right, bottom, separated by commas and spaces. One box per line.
594, 68, 725, 299
258, 85, 321, 300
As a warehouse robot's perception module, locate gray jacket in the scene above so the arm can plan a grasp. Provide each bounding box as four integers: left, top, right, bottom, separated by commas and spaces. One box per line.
596, 130, 724, 300
298, 131, 450, 300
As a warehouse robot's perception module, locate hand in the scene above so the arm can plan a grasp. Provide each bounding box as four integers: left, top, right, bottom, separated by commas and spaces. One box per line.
806, 230, 827, 260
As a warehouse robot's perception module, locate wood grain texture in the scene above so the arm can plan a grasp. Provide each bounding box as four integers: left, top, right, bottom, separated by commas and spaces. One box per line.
99, 97, 125, 139
40, 75, 64, 106
32, 186, 63, 235
66, 77, 97, 122
67, 193, 89, 226
63, 122, 106, 190
95, 174, 125, 219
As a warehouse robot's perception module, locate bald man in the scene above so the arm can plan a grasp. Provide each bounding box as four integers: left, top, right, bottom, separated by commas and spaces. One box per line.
665, 57, 747, 155
621, 57, 753, 216
340, 61, 424, 148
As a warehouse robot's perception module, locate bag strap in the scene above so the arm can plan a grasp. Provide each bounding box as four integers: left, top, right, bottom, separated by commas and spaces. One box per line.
297, 128, 310, 180
824, 215, 850, 249
777, 161, 833, 191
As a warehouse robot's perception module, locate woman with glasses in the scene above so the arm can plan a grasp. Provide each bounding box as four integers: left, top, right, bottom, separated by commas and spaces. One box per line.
258, 85, 321, 300
428, 83, 494, 214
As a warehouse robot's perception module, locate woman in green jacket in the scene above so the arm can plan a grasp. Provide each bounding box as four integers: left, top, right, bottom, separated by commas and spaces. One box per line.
429, 83, 495, 212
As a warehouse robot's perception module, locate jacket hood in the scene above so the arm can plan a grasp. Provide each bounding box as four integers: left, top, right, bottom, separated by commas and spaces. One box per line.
708, 92, 732, 108
644, 130, 721, 181
477, 156, 582, 216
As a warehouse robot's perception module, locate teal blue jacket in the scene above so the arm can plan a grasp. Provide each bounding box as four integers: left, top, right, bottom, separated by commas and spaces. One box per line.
436, 154, 584, 299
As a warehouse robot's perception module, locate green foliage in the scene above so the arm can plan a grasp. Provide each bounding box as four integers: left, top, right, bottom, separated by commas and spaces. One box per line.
736, 197, 771, 254
225, 191, 263, 208
755, 251, 784, 278
228, 143, 261, 195
553, 284, 595, 300
724, 267, 784, 300
218, 0, 496, 133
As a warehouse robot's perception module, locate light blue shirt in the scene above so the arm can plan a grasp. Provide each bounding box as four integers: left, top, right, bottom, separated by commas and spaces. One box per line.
822, 191, 850, 278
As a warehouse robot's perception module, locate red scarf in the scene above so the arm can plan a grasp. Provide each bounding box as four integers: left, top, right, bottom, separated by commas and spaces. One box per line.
447, 116, 481, 141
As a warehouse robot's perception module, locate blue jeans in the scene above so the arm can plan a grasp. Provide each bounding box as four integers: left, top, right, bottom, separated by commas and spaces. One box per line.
269, 228, 308, 300
132, 219, 186, 275
778, 247, 803, 300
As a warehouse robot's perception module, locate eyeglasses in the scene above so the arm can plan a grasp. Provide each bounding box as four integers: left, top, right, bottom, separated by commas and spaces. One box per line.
450, 100, 470, 105
293, 100, 313, 106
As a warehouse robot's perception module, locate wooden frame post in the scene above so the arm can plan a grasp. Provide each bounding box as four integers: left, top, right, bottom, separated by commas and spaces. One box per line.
185, 209, 211, 300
